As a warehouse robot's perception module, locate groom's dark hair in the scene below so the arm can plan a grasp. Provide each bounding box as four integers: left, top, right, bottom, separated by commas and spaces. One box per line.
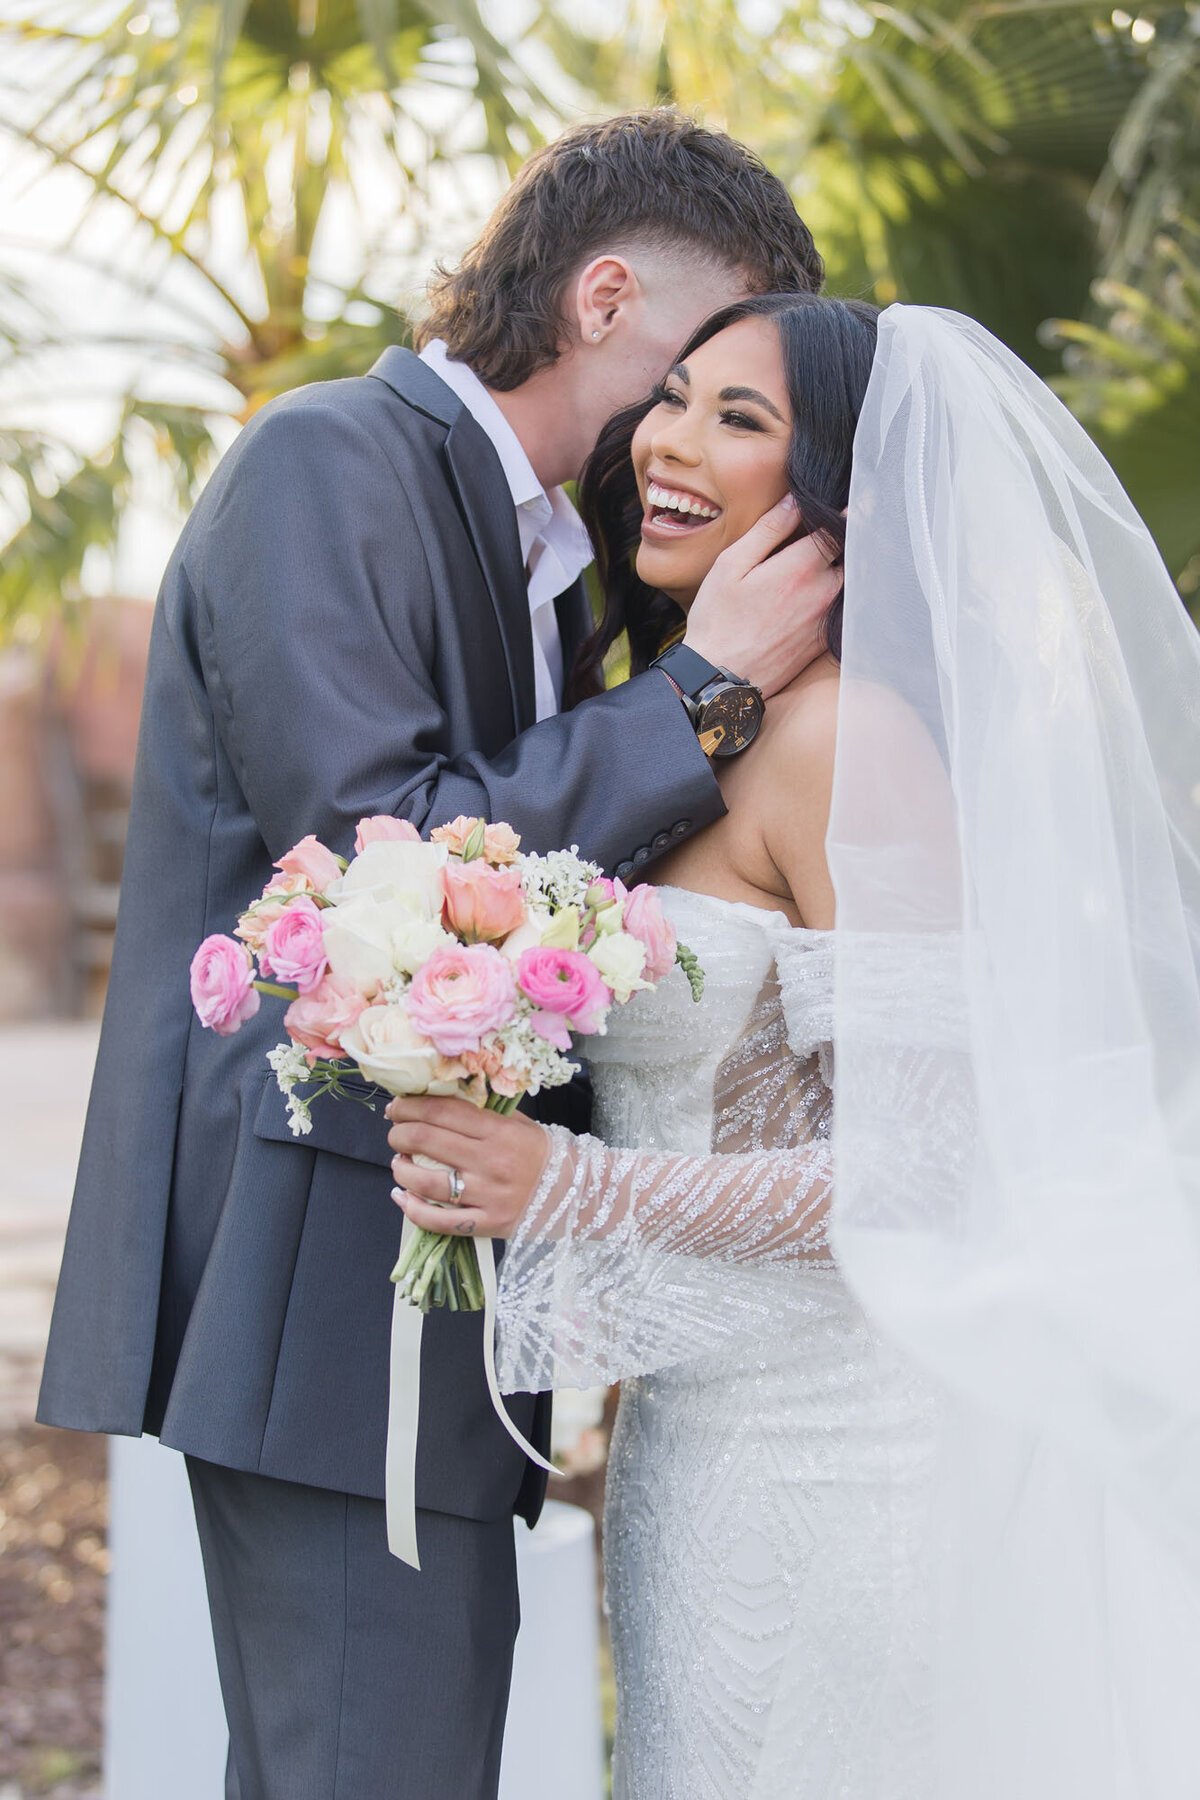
418, 110, 823, 389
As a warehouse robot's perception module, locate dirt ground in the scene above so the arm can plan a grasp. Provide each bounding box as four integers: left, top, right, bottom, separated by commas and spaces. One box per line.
0, 1426, 106, 1800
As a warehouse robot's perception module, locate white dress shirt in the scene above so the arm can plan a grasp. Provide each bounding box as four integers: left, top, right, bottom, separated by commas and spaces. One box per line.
419, 338, 593, 722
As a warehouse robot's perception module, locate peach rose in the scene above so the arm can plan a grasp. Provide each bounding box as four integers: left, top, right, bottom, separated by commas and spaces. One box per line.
354, 815, 421, 854
442, 861, 527, 944
431, 815, 522, 864
284, 974, 367, 1063
274, 834, 342, 894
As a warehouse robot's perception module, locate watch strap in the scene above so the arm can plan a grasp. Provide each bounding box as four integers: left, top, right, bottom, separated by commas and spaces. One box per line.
650, 641, 727, 700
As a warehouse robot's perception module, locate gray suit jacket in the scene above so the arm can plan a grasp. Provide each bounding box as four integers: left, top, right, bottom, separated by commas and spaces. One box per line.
37, 347, 724, 1522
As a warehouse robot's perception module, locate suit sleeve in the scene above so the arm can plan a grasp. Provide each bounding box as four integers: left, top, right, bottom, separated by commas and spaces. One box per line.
193, 399, 723, 871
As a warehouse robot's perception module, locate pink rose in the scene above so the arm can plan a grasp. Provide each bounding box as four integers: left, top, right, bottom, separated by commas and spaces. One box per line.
406, 943, 517, 1057
260, 896, 329, 993
517, 946, 610, 1050
431, 815, 522, 864
442, 861, 527, 944
284, 974, 366, 1063
622, 883, 677, 981
190, 935, 261, 1037
236, 871, 311, 953
274, 834, 342, 893
354, 815, 421, 855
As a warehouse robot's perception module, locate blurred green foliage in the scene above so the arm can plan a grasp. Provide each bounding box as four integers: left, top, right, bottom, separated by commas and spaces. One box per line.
1, 0, 1197, 634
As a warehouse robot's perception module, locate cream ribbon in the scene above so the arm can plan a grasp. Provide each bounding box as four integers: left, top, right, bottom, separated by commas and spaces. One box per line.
385, 1224, 555, 1570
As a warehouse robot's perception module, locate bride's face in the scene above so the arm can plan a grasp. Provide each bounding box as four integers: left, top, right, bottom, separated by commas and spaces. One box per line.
631, 315, 793, 609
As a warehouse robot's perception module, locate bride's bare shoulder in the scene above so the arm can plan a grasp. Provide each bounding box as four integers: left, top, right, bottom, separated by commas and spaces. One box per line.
751, 657, 840, 927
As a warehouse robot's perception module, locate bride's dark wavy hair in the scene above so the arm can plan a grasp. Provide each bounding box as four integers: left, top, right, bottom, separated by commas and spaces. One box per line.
567, 291, 880, 706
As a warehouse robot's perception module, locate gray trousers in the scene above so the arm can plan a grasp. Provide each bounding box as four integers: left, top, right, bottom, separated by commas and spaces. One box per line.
186, 1457, 520, 1800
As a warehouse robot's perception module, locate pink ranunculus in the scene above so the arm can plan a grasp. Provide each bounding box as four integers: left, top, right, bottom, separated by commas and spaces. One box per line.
284, 974, 367, 1063
622, 883, 677, 981
260, 895, 329, 993
517, 946, 610, 1050
236, 871, 311, 953
190, 935, 261, 1037
354, 814, 421, 855
405, 943, 517, 1058
442, 861, 527, 944
274, 834, 342, 894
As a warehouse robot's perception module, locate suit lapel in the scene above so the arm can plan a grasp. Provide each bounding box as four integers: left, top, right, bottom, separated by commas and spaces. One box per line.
444, 415, 537, 734
555, 576, 595, 680
368, 347, 536, 736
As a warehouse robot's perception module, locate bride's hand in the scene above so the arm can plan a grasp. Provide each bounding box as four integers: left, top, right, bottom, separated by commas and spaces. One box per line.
385, 1095, 550, 1238
683, 494, 842, 699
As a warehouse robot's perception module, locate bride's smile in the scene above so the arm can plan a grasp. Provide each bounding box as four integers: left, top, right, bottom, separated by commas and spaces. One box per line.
631, 315, 794, 606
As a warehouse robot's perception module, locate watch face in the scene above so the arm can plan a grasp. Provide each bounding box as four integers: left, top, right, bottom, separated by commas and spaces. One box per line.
697, 685, 764, 756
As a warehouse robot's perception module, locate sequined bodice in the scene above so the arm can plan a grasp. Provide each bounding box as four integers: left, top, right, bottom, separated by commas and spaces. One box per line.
588, 885, 834, 1175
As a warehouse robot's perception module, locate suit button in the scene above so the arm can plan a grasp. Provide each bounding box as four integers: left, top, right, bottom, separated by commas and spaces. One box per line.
671, 820, 691, 839
652, 832, 672, 853
615, 860, 634, 881
633, 846, 651, 867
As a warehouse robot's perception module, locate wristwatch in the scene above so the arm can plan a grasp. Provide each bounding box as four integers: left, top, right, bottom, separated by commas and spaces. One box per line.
650, 642, 765, 758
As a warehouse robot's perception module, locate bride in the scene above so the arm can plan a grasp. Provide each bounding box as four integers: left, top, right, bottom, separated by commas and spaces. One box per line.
386, 295, 1200, 1797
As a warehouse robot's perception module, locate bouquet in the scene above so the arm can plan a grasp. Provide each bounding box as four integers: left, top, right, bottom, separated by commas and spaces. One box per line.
189, 813, 704, 1314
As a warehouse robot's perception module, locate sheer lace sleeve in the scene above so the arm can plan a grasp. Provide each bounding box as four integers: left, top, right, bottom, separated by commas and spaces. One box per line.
496, 1126, 836, 1392
496, 933, 842, 1393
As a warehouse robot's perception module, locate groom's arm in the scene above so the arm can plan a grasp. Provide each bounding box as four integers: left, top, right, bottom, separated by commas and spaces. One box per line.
192, 398, 720, 872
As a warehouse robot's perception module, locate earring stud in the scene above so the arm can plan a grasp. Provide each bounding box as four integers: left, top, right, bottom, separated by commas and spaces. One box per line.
592, 329, 601, 340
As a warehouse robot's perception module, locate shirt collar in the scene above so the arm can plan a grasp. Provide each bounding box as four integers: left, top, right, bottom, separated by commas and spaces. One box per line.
418, 338, 591, 578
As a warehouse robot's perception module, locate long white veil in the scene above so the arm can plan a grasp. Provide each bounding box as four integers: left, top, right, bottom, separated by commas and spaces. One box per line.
823, 303, 1200, 1795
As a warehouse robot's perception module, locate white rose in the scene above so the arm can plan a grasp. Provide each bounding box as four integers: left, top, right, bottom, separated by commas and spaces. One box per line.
322, 897, 402, 994
588, 930, 650, 1005
341, 1004, 464, 1097
499, 906, 553, 964
327, 840, 448, 916
324, 898, 454, 993
390, 914, 454, 976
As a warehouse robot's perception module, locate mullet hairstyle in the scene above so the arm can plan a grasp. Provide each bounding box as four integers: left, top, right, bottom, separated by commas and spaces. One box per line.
568, 293, 880, 707
417, 109, 823, 391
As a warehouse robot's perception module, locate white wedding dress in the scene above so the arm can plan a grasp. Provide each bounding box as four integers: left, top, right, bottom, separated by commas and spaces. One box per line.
507, 887, 938, 1798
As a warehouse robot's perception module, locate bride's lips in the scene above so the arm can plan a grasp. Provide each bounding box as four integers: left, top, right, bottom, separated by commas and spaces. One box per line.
640, 477, 723, 544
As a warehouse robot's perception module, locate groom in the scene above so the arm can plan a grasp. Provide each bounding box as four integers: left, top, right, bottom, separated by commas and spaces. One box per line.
39, 109, 834, 1798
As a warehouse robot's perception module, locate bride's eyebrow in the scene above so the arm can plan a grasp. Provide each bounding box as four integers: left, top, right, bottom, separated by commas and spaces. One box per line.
719, 384, 785, 422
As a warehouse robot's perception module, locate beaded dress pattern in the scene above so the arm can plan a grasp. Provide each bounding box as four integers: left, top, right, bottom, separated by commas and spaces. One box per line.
498, 888, 937, 1798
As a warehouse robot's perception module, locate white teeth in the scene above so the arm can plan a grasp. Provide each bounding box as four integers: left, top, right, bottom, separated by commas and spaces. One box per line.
647, 481, 718, 520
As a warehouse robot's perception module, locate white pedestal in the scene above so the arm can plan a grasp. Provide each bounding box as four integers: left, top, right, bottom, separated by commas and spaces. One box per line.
105, 1436, 604, 1798
104, 1436, 228, 1800
500, 1498, 606, 1800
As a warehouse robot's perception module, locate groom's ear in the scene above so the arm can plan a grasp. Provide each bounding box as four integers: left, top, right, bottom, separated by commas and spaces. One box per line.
573, 254, 641, 348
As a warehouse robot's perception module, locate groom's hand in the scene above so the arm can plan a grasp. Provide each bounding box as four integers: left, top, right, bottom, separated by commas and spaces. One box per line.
683, 494, 842, 699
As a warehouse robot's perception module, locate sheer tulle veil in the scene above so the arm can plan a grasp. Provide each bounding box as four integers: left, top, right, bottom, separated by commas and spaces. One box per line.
826, 303, 1200, 1793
